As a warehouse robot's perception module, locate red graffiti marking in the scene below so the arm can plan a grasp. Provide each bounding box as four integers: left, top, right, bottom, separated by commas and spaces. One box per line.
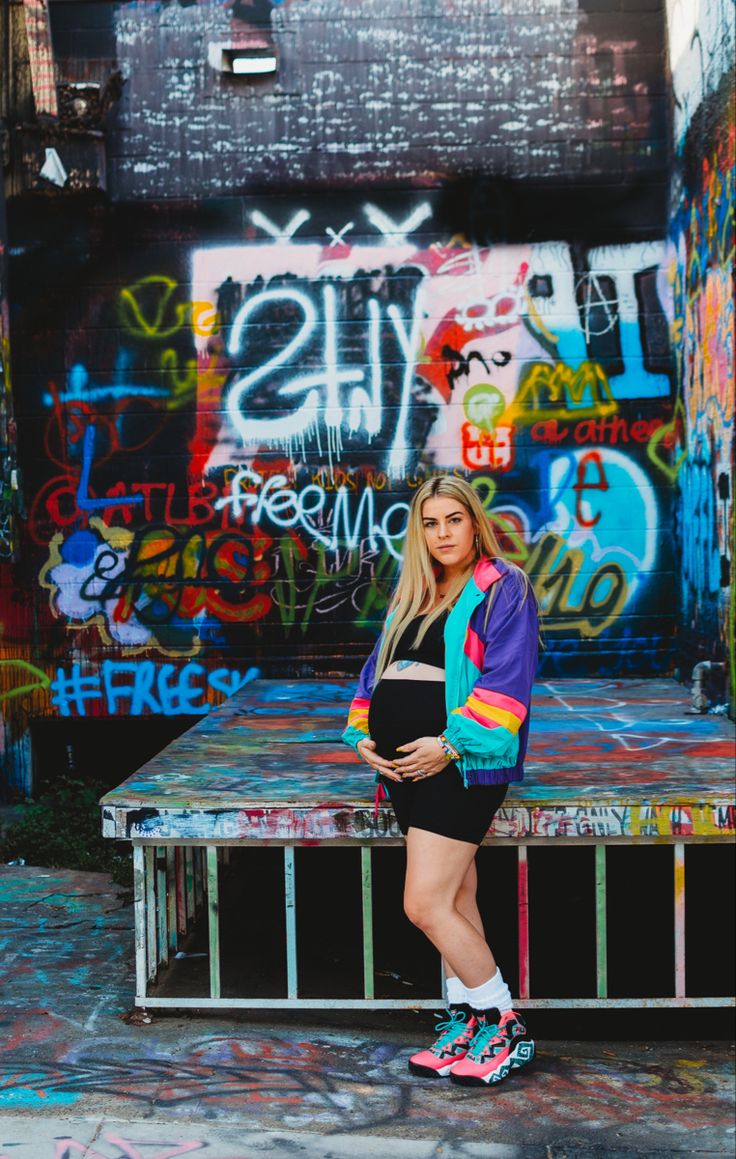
530, 416, 670, 446
572, 415, 667, 445
461, 422, 515, 471
103, 481, 220, 528
573, 451, 609, 527
109, 526, 273, 627
530, 419, 570, 444
45, 384, 168, 466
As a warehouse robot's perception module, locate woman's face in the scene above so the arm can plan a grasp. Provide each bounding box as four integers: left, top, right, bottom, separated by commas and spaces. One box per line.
421, 495, 476, 576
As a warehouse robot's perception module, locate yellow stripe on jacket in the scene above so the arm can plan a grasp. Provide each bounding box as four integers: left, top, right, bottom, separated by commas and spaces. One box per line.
347, 697, 371, 734
453, 696, 524, 735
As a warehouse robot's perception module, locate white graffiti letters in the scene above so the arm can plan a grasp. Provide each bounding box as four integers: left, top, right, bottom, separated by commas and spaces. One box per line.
215, 469, 410, 559
225, 283, 422, 471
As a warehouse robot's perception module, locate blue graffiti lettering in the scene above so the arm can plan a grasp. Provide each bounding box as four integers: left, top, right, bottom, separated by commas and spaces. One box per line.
42, 354, 169, 406
76, 424, 145, 512
50, 661, 260, 717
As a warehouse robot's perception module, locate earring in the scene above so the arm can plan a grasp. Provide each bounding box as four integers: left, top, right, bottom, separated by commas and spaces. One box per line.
474, 533, 481, 555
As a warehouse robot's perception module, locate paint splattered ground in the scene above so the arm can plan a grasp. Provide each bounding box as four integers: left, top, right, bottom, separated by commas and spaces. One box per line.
0, 868, 734, 1157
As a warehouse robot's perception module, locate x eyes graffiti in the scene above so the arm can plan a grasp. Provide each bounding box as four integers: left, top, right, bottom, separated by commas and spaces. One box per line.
0, 197, 690, 769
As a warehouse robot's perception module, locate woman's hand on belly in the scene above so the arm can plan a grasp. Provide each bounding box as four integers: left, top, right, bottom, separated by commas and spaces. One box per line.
393, 736, 451, 780
356, 738, 404, 782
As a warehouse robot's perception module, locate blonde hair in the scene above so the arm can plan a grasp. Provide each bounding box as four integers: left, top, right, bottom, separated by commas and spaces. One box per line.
375, 475, 534, 680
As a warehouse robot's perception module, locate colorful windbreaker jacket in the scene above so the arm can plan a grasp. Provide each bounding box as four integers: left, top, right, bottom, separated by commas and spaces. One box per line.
342, 557, 539, 792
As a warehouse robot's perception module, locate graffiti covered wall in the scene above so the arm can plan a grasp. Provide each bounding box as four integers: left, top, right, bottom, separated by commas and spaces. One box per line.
1, 1, 680, 795
666, 0, 735, 696
0, 192, 16, 566
1, 195, 678, 794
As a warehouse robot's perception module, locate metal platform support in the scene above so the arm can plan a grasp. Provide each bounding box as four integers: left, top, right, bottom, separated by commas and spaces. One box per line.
132, 838, 735, 1011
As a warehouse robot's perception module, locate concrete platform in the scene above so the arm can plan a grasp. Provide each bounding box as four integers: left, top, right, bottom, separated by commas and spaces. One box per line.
1, 866, 734, 1156
100, 678, 736, 843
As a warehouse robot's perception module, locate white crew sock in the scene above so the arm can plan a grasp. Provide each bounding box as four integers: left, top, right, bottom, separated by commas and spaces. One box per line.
464, 967, 513, 1014
445, 975, 468, 1008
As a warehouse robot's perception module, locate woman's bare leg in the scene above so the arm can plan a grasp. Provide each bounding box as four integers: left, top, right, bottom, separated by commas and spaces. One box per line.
441, 855, 484, 986
404, 828, 497, 988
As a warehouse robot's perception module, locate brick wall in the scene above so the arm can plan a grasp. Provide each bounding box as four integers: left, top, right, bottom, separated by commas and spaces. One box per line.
666, 0, 735, 699
103, 0, 668, 200
1, 0, 681, 795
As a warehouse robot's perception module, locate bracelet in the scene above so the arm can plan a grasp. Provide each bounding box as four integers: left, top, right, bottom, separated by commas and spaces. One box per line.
437, 733, 461, 762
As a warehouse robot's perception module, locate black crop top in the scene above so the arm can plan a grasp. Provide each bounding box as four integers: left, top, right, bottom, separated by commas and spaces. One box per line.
392, 611, 448, 669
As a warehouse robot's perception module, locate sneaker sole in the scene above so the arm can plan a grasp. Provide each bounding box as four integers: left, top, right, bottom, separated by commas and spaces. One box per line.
449, 1042, 535, 1087
408, 1059, 458, 1078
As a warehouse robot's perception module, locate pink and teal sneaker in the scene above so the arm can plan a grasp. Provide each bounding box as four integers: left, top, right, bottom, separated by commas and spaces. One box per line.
408, 1006, 480, 1077
449, 1009, 535, 1086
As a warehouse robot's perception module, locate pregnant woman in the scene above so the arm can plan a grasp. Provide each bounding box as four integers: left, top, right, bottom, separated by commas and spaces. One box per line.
342, 475, 539, 1087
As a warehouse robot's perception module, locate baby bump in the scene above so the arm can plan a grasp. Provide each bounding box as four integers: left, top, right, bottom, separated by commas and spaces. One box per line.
368, 679, 447, 762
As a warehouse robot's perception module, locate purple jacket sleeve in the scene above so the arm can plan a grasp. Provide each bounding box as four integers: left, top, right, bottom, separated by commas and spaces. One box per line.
443, 575, 539, 759
341, 632, 384, 752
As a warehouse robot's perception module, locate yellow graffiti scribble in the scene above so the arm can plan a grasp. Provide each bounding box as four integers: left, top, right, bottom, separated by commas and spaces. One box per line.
647, 399, 687, 481
468, 476, 529, 562
431, 234, 472, 257
102, 521, 135, 551
628, 807, 684, 839
161, 349, 197, 407
686, 164, 735, 287
489, 516, 529, 563
190, 301, 220, 337
197, 353, 230, 409
161, 349, 229, 409
118, 276, 190, 339
510, 360, 618, 423
470, 474, 497, 512
673, 1070, 706, 1094
527, 532, 628, 638
0, 659, 51, 702
40, 530, 69, 611
1, 332, 12, 395
524, 294, 560, 350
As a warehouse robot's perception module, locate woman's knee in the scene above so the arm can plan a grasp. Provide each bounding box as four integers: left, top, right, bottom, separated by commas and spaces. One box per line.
404, 887, 450, 930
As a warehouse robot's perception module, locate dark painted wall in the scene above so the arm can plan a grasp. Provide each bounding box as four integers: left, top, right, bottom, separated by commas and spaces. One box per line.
2, 0, 685, 796
101, 0, 668, 200
666, 0, 735, 698
0, 189, 15, 569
